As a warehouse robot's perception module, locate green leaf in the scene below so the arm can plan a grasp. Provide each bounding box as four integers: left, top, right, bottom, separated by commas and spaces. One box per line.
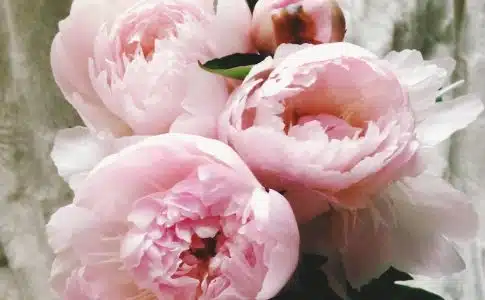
270, 256, 444, 300
352, 283, 445, 300
349, 268, 443, 300
374, 267, 413, 283
199, 53, 267, 80
246, 0, 258, 12
270, 254, 340, 300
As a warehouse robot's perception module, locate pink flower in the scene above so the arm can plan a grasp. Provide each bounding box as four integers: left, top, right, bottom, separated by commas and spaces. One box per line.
220, 42, 482, 291
47, 134, 299, 300
51, 0, 252, 137
219, 42, 483, 221
219, 42, 421, 221
251, 0, 347, 54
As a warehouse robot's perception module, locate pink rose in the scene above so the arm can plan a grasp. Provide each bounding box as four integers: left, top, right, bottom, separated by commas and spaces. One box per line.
47, 134, 299, 300
51, 0, 252, 137
219, 42, 484, 222
251, 0, 347, 54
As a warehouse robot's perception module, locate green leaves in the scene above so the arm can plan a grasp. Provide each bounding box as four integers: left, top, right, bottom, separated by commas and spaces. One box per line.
199, 53, 267, 80
270, 254, 445, 300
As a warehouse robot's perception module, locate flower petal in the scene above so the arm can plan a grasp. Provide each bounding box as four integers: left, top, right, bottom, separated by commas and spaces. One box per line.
274, 42, 377, 71
391, 175, 478, 241
390, 231, 465, 277
416, 94, 484, 146
211, 0, 252, 56
384, 49, 454, 113
50, 126, 144, 190
255, 190, 300, 299
67, 92, 132, 136
47, 204, 99, 253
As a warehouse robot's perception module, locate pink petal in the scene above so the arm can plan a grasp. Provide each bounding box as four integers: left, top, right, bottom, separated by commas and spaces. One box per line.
392, 175, 478, 241
416, 94, 484, 146
252, 190, 300, 299
47, 205, 99, 253
210, 0, 253, 56
50, 126, 143, 190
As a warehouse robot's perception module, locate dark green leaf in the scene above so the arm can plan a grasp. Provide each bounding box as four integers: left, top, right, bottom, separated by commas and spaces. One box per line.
349, 267, 443, 300
271, 254, 340, 300
246, 0, 258, 12
198, 63, 252, 80
270, 254, 444, 300
201, 53, 267, 69
199, 53, 267, 80
373, 267, 413, 283
351, 282, 444, 300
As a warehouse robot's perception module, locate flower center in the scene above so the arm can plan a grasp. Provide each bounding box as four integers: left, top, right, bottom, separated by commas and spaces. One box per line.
132, 290, 158, 300
175, 232, 228, 298
176, 232, 227, 282
112, 2, 193, 62
188, 235, 218, 261
281, 102, 362, 138
121, 19, 175, 61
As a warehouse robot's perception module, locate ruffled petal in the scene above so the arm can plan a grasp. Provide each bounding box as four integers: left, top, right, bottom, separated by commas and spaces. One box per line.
383, 175, 476, 276
384, 49, 453, 113
66, 91, 131, 136
63, 268, 99, 300
415, 94, 484, 146
390, 175, 478, 241
47, 204, 100, 253
255, 190, 300, 299
169, 64, 229, 138
340, 211, 393, 287
50, 126, 143, 190
390, 231, 465, 277
274, 42, 377, 71
51, 0, 138, 101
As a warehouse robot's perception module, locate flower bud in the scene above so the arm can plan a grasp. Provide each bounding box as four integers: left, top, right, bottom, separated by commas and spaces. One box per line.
251, 0, 346, 54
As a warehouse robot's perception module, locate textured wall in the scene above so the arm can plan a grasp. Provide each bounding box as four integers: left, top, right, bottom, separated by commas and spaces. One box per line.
0, 0, 484, 299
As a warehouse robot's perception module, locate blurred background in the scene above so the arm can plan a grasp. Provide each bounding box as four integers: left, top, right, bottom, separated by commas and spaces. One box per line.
1, 0, 484, 299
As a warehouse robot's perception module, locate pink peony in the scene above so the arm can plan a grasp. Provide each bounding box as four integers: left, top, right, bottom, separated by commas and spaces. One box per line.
220, 42, 417, 220
219, 42, 483, 222
47, 134, 299, 300
220, 42, 483, 291
251, 0, 347, 54
51, 0, 252, 137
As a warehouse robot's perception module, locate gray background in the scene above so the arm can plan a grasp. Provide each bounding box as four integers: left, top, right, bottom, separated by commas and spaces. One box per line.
1, 0, 484, 299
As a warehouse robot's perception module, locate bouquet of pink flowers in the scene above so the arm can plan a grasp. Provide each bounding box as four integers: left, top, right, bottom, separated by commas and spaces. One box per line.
46, 0, 483, 299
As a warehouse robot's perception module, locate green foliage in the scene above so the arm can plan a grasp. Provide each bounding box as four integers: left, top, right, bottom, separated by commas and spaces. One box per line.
271, 254, 444, 300
199, 53, 267, 80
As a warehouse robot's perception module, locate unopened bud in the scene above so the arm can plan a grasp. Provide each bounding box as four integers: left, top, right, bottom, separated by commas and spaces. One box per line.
251, 0, 346, 54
